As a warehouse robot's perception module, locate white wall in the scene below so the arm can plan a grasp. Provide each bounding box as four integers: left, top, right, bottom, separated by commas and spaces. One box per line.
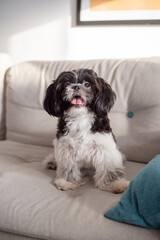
0, 0, 160, 63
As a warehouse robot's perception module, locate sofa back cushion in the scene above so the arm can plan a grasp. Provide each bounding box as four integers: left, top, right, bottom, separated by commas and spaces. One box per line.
5, 58, 160, 163
0, 54, 12, 140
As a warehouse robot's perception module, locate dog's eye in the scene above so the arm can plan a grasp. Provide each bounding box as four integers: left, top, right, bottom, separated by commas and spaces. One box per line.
83, 82, 91, 88
64, 82, 70, 87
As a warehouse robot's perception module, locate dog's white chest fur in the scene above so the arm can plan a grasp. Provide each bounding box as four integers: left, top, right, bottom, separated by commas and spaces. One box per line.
54, 112, 92, 163
54, 110, 122, 169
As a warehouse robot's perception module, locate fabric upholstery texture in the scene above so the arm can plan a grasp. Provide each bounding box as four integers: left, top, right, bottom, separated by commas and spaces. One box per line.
5, 58, 160, 162
105, 155, 160, 229
0, 140, 160, 240
0, 231, 41, 240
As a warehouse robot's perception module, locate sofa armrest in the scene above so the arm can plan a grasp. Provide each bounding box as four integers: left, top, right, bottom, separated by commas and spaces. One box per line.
0, 54, 12, 140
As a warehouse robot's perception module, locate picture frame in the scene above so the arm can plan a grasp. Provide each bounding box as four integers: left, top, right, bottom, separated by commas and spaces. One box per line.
77, 0, 160, 25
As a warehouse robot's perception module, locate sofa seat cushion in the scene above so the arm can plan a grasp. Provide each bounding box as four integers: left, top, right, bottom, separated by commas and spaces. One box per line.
0, 140, 160, 240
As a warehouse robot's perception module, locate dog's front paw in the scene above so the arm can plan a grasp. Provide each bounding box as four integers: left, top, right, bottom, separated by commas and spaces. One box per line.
107, 178, 130, 194
54, 178, 80, 191
97, 178, 129, 194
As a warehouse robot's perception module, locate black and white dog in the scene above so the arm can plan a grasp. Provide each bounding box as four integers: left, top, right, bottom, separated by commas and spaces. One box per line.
43, 69, 129, 193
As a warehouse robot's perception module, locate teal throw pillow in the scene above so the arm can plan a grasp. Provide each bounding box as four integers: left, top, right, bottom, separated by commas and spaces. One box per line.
105, 155, 160, 229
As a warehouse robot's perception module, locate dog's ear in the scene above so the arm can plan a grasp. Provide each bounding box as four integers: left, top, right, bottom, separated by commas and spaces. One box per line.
94, 78, 116, 116
43, 81, 62, 117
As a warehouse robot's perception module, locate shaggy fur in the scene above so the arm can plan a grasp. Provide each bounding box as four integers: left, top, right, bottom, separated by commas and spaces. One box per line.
43, 69, 129, 193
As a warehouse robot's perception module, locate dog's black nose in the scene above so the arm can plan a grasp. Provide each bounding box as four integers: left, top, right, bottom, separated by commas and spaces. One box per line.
73, 85, 80, 91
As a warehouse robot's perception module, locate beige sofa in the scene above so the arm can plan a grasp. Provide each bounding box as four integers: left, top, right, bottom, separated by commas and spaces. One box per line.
0, 55, 160, 240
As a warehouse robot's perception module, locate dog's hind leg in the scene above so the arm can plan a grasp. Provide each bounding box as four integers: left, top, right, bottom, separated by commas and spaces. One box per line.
43, 153, 57, 170
94, 168, 129, 193
92, 147, 129, 193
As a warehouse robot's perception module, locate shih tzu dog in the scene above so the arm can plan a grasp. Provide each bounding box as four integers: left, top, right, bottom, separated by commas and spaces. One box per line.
43, 69, 129, 193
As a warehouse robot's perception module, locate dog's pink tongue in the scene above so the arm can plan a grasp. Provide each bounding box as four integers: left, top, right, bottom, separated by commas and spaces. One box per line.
71, 98, 83, 105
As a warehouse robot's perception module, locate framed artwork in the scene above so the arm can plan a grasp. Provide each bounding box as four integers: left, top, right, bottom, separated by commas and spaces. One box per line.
77, 0, 160, 25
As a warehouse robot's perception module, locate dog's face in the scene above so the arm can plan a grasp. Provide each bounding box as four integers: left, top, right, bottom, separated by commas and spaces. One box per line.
43, 69, 116, 117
